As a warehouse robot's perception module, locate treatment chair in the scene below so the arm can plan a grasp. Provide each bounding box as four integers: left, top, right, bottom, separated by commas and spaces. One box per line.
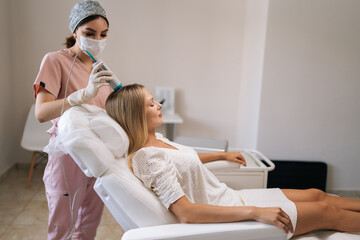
47, 104, 287, 240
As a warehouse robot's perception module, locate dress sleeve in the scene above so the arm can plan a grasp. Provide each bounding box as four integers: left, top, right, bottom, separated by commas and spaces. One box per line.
132, 148, 185, 209
33, 52, 62, 99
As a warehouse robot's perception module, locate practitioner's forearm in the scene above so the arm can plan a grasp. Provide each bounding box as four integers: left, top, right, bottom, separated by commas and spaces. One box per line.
35, 91, 72, 123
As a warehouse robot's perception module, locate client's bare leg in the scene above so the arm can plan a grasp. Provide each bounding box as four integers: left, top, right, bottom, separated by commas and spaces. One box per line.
282, 189, 360, 212
293, 201, 360, 237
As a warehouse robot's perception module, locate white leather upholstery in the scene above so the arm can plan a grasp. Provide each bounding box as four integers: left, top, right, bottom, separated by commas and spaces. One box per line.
58, 105, 180, 229
55, 104, 286, 240
57, 105, 115, 177
122, 222, 285, 240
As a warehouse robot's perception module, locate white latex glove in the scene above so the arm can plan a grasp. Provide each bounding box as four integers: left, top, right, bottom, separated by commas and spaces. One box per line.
68, 61, 113, 106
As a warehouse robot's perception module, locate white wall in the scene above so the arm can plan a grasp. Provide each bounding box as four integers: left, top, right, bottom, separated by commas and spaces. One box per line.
236, 0, 269, 148
7, 0, 77, 168
101, 0, 246, 143
0, 0, 15, 176
7, 0, 248, 166
258, 0, 360, 190
2, 0, 359, 190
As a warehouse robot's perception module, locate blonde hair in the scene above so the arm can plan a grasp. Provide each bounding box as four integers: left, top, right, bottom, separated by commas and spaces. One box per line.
105, 84, 148, 170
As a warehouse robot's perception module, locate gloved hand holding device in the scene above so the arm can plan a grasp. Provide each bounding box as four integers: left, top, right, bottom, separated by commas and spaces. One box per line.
67, 61, 114, 106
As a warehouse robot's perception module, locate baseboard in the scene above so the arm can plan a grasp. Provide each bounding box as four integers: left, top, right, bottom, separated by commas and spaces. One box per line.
0, 163, 16, 182
327, 189, 360, 199
0, 162, 46, 183
15, 162, 32, 169
327, 188, 360, 192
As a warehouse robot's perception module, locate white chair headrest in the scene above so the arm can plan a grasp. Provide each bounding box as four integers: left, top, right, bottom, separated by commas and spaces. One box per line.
52, 104, 179, 228
54, 104, 129, 178
89, 112, 129, 159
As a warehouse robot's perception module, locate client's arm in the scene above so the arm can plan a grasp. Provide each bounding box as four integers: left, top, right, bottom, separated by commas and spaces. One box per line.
169, 196, 293, 234
198, 152, 246, 166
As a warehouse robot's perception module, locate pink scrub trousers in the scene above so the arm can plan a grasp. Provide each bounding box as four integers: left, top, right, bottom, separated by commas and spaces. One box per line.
34, 49, 113, 239
44, 151, 104, 240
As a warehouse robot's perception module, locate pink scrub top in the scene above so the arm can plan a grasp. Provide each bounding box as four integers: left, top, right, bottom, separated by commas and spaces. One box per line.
34, 50, 110, 239
33, 49, 113, 137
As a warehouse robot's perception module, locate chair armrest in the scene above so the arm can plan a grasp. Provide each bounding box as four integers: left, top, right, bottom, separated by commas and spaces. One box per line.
122, 222, 286, 240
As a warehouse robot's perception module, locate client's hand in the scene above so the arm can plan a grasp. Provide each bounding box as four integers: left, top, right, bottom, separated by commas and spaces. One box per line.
223, 152, 246, 166
252, 207, 294, 234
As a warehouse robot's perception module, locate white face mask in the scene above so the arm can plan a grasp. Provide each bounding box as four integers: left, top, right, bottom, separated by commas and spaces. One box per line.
78, 36, 107, 58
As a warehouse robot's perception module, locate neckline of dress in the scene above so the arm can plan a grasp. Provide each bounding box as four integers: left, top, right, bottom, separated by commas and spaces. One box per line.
143, 138, 180, 151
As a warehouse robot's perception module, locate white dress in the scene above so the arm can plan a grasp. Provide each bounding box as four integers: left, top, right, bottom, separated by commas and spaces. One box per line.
132, 134, 297, 239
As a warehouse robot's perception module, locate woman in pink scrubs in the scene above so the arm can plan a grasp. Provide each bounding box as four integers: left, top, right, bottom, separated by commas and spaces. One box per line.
33, 1, 114, 239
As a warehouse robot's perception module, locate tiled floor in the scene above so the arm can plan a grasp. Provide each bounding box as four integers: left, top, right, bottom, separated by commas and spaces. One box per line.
1, 162, 360, 240
0, 163, 124, 240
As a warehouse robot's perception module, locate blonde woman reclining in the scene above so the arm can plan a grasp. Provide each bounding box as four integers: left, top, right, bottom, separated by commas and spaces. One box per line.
105, 84, 360, 239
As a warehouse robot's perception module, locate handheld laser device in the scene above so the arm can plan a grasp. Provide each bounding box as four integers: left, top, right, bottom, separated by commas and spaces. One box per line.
85, 50, 122, 91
